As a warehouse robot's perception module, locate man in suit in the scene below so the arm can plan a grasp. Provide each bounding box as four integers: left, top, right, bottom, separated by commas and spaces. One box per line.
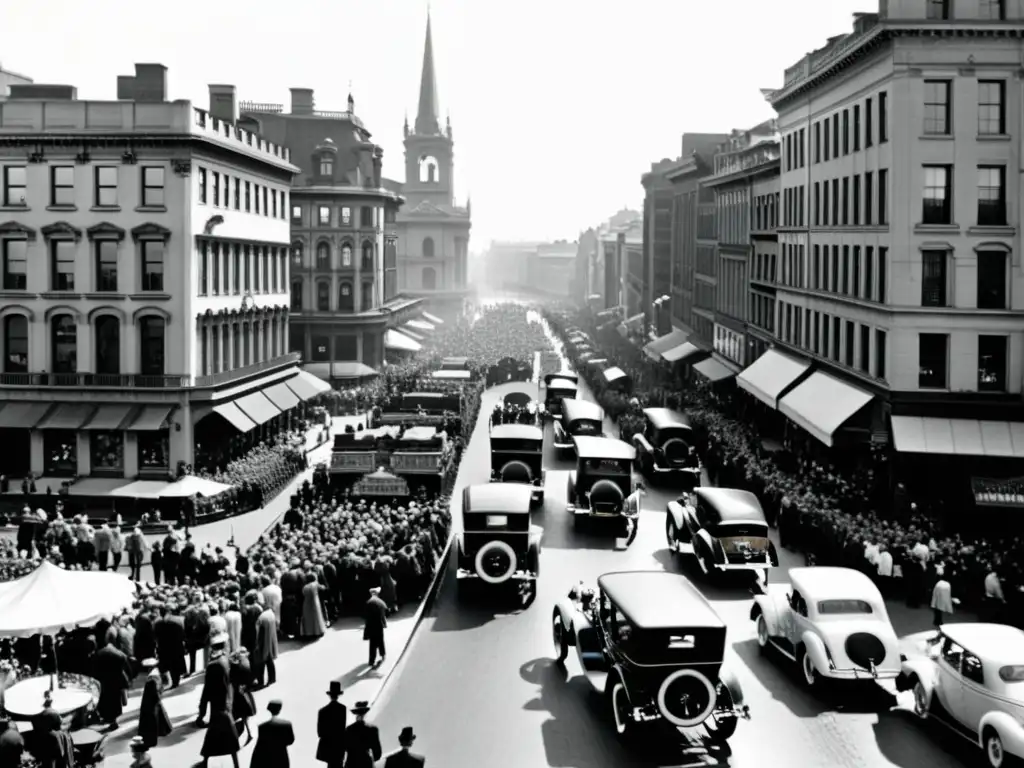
342, 701, 381, 768
254, 601, 279, 688
384, 726, 425, 767
315, 681, 347, 768
0, 718, 25, 766
249, 699, 294, 768
154, 604, 187, 688
364, 587, 388, 667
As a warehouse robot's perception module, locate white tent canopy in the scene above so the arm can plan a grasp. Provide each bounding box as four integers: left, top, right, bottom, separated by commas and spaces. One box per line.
0, 561, 136, 637
108, 476, 233, 499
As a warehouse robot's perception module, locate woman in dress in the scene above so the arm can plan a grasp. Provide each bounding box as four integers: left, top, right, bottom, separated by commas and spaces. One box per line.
227, 649, 257, 744
299, 572, 327, 640
137, 668, 172, 749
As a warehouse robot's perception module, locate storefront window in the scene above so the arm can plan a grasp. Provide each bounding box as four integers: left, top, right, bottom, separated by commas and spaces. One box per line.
90, 431, 124, 472
44, 430, 77, 476
138, 430, 170, 471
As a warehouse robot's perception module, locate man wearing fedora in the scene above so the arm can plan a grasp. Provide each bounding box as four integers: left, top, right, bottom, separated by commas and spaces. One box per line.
315, 681, 347, 767
249, 699, 295, 768
342, 701, 381, 768
384, 727, 425, 767
364, 586, 388, 668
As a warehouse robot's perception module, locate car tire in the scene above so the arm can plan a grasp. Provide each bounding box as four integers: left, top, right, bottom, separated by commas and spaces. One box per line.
984, 727, 1006, 768
666, 517, 678, 550
704, 684, 739, 741
799, 647, 818, 689
912, 680, 929, 719
608, 676, 636, 742
755, 614, 770, 654
552, 614, 568, 663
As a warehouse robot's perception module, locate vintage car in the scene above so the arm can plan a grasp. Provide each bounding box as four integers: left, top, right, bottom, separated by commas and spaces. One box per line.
541, 373, 579, 420
553, 398, 604, 452
896, 623, 1024, 768
602, 366, 632, 394
632, 407, 700, 486
666, 488, 778, 580
750, 566, 901, 688
456, 483, 541, 596
489, 423, 545, 507
440, 356, 469, 371
552, 570, 749, 744
566, 436, 642, 545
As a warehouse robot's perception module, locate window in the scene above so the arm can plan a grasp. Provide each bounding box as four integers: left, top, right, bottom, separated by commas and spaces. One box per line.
90, 432, 124, 472
2, 239, 27, 290
875, 329, 887, 380
813, 182, 820, 225
878, 247, 888, 302
341, 206, 351, 226
341, 243, 352, 267
232, 244, 241, 293
926, 0, 949, 19
814, 122, 821, 163
360, 206, 373, 227
977, 250, 1008, 309
853, 105, 860, 151
865, 97, 874, 147
979, 0, 1005, 19
94, 315, 120, 374
922, 165, 952, 224
198, 242, 208, 296
2, 166, 26, 206
316, 280, 330, 311
44, 431, 77, 477
842, 109, 849, 154
320, 158, 333, 176
139, 316, 165, 376
50, 240, 75, 291
978, 335, 1007, 391
262, 187, 268, 216
95, 240, 118, 292
318, 206, 330, 226
49, 166, 74, 207
822, 181, 830, 225
316, 242, 330, 270
422, 266, 437, 290
51, 315, 77, 373
831, 178, 839, 224
211, 172, 220, 207
921, 251, 948, 307
852, 246, 861, 297
361, 242, 373, 271
978, 80, 1006, 135
138, 430, 169, 471
291, 204, 302, 224
234, 178, 240, 210
923, 81, 952, 135
244, 181, 251, 212
823, 117, 830, 161
919, 333, 948, 388
879, 91, 888, 142
3, 315, 27, 373
859, 325, 870, 373
361, 281, 373, 310
94, 166, 118, 207
197, 167, 208, 204
977, 165, 1006, 226
141, 241, 164, 291
852, 175, 861, 225
878, 169, 888, 225
841, 177, 849, 225
864, 171, 873, 226
338, 281, 354, 311
832, 116, 839, 158
141, 166, 164, 207
254, 184, 260, 215
290, 280, 303, 311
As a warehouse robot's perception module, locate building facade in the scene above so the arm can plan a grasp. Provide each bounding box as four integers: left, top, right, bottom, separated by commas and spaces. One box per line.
0, 64, 323, 480
574, 227, 597, 304
641, 160, 675, 317
748, 145, 781, 362
530, 241, 578, 299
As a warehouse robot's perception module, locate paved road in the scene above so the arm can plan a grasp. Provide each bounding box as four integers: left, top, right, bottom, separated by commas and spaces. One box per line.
370, 377, 977, 768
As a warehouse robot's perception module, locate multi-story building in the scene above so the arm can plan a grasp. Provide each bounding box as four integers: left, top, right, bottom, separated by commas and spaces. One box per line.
0, 64, 329, 482
756, 0, 1024, 460
481, 241, 544, 293
0, 64, 32, 101
596, 209, 641, 311
529, 241, 578, 299
693, 178, 719, 347
621, 222, 644, 317
748, 140, 782, 362
640, 159, 675, 316
574, 228, 597, 304
239, 88, 425, 376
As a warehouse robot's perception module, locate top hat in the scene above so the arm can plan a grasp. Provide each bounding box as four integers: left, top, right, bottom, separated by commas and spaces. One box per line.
351, 700, 371, 715
326, 681, 343, 698
267, 699, 283, 713
399, 726, 416, 744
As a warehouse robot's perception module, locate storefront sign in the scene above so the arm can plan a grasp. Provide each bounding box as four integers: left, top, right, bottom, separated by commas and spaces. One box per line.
714, 324, 745, 366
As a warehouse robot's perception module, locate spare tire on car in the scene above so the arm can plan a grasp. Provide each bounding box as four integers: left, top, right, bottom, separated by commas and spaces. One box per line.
589, 479, 624, 514
845, 632, 887, 670
500, 460, 533, 484
474, 540, 517, 584
656, 668, 717, 727
662, 437, 688, 465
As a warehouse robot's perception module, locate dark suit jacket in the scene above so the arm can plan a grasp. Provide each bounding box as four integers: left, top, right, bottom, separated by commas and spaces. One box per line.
0, 727, 25, 765
250, 717, 294, 768
363, 596, 388, 640
384, 748, 426, 767
342, 720, 381, 768
315, 700, 347, 763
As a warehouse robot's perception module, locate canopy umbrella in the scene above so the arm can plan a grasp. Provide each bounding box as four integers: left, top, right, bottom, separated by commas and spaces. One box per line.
158, 475, 233, 498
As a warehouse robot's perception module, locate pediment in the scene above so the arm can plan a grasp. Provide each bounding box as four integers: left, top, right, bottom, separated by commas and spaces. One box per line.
131, 222, 172, 241
0, 221, 36, 241
86, 221, 126, 241
41, 221, 82, 241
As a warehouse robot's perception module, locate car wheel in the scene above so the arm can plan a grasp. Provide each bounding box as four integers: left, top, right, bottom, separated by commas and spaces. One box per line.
552, 614, 568, 663
755, 614, 770, 653
705, 684, 738, 741
984, 727, 1005, 768
666, 517, 678, 550
912, 680, 929, 719
608, 678, 634, 741
799, 648, 817, 688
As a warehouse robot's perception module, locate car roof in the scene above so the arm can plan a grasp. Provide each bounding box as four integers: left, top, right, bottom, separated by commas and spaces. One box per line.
942, 623, 1024, 661
561, 399, 604, 422
573, 436, 636, 460
643, 407, 692, 429
547, 378, 578, 390
693, 487, 765, 522
544, 372, 578, 384
463, 483, 533, 514
603, 366, 628, 381
790, 567, 881, 601
490, 424, 543, 441
598, 571, 725, 630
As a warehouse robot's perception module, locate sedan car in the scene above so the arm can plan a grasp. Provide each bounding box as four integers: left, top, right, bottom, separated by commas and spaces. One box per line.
897, 623, 1024, 768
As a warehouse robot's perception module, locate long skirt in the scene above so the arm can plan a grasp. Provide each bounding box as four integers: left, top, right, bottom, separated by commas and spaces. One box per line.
201, 710, 240, 757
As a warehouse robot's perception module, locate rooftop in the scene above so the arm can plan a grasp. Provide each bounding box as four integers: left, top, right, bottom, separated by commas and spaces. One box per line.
598, 571, 724, 629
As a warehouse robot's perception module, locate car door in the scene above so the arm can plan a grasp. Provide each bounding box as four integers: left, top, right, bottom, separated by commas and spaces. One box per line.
780, 590, 804, 648
957, 649, 989, 735
936, 637, 967, 722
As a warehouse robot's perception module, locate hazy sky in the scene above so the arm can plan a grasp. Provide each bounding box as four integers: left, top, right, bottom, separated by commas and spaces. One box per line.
1, 0, 868, 249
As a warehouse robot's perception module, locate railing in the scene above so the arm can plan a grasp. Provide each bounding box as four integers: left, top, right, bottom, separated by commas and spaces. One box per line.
0, 373, 189, 388
193, 352, 301, 388
315, 110, 356, 119
239, 101, 284, 113
192, 107, 291, 162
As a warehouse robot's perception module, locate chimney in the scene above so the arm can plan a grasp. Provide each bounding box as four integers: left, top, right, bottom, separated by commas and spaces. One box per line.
208, 84, 237, 123
116, 63, 167, 102
290, 88, 314, 115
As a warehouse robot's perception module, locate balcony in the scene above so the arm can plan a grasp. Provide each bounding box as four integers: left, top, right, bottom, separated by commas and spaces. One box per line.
193, 352, 301, 388
0, 373, 190, 388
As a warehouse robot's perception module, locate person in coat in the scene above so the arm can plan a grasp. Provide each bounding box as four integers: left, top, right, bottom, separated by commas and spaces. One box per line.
342, 701, 381, 768
364, 587, 388, 667
930, 562, 957, 636
0, 718, 25, 767
249, 699, 294, 768
240, 591, 262, 655
154, 604, 187, 688
137, 667, 173, 748
254, 602, 279, 688
316, 681, 347, 768
229, 649, 258, 743
225, 601, 243, 654
300, 573, 327, 640
372, 557, 398, 613
196, 632, 240, 768
383, 726, 425, 767
93, 627, 132, 728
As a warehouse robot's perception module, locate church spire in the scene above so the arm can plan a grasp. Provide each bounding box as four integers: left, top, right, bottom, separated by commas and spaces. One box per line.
414, 10, 440, 135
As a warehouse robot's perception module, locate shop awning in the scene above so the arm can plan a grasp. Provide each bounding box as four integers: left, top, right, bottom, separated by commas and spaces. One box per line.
287, 370, 332, 401
401, 327, 425, 341
201, 402, 257, 433
778, 372, 874, 447
35, 404, 96, 430
643, 329, 688, 360
693, 357, 736, 383
331, 362, 378, 379
264, 381, 301, 412
421, 311, 444, 325
235, 391, 281, 426
385, 329, 422, 352
82, 404, 135, 430
736, 349, 812, 408
891, 416, 1024, 458
406, 318, 435, 332
127, 405, 174, 431
0, 403, 53, 429
662, 342, 704, 364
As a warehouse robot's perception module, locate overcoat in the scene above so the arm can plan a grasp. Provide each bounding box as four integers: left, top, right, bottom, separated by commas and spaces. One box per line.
249, 716, 295, 768
315, 699, 347, 763
255, 609, 279, 662
93, 643, 132, 721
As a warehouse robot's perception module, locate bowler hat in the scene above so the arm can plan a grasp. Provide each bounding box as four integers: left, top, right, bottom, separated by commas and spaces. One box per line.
399, 726, 416, 744
352, 700, 371, 715
326, 681, 343, 698
267, 699, 283, 713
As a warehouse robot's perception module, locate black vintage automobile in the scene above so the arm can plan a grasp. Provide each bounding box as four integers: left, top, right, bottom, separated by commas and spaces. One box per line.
552, 570, 749, 748
540, 373, 579, 421
457, 483, 541, 598
566, 436, 642, 546
602, 366, 632, 394
553, 398, 604, 453
632, 408, 700, 487
489, 423, 545, 507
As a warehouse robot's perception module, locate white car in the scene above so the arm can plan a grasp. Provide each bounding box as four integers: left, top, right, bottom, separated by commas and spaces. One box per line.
750, 566, 901, 687
897, 623, 1024, 768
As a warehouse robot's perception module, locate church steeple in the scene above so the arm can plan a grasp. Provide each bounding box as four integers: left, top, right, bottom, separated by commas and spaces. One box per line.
415, 11, 440, 135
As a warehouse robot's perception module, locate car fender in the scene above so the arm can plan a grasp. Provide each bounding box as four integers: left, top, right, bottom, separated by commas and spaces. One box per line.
718, 666, 745, 707
799, 630, 830, 672
528, 524, 543, 549
978, 710, 1024, 755
554, 599, 587, 647
694, 529, 724, 564
767, 539, 780, 567
632, 433, 653, 455
665, 499, 686, 530
896, 658, 938, 694
750, 592, 785, 635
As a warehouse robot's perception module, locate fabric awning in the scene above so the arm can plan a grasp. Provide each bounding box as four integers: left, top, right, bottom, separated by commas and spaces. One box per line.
82, 404, 135, 430
891, 416, 1024, 458
662, 342, 703, 364
603, 366, 628, 382
264, 381, 301, 411
199, 402, 257, 432
643, 329, 688, 360
127, 405, 174, 431
35, 404, 96, 430
385, 329, 422, 352
235, 391, 281, 425
287, 370, 332, 401
693, 357, 736, 383
778, 372, 874, 447
406, 318, 435, 332
330, 362, 378, 378
0, 403, 53, 429
736, 349, 812, 408
421, 311, 444, 325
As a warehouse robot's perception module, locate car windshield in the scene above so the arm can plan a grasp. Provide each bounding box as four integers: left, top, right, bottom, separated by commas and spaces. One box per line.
571, 420, 601, 435
816, 599, 873, 615
584, 458, 629, 474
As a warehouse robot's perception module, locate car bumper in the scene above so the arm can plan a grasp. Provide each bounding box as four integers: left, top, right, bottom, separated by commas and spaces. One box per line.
649, 463, 701, 475
552, 438, 573, 449
713, 559, 774, 571
822, 667, 901, 681
457, 569, 537, 581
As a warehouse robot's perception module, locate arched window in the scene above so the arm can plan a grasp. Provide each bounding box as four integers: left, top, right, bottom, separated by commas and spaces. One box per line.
419, 155, 439, 183
338, 281, 354, 312
3, 315, 28, 373
319, 155, 334, 177
316, 241, 330, 270
341, 243, 353, 268
291, 242, 304, 268
138, 316, 165, 376
361, 241, 374, 271
361, 281, 373, 311
422, 267, 436, 291
422, 237, 435, 259
51, 315, 77, 374
94, 315, 121, 375
316, 280, 330, 311
290, 279, 303, 311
